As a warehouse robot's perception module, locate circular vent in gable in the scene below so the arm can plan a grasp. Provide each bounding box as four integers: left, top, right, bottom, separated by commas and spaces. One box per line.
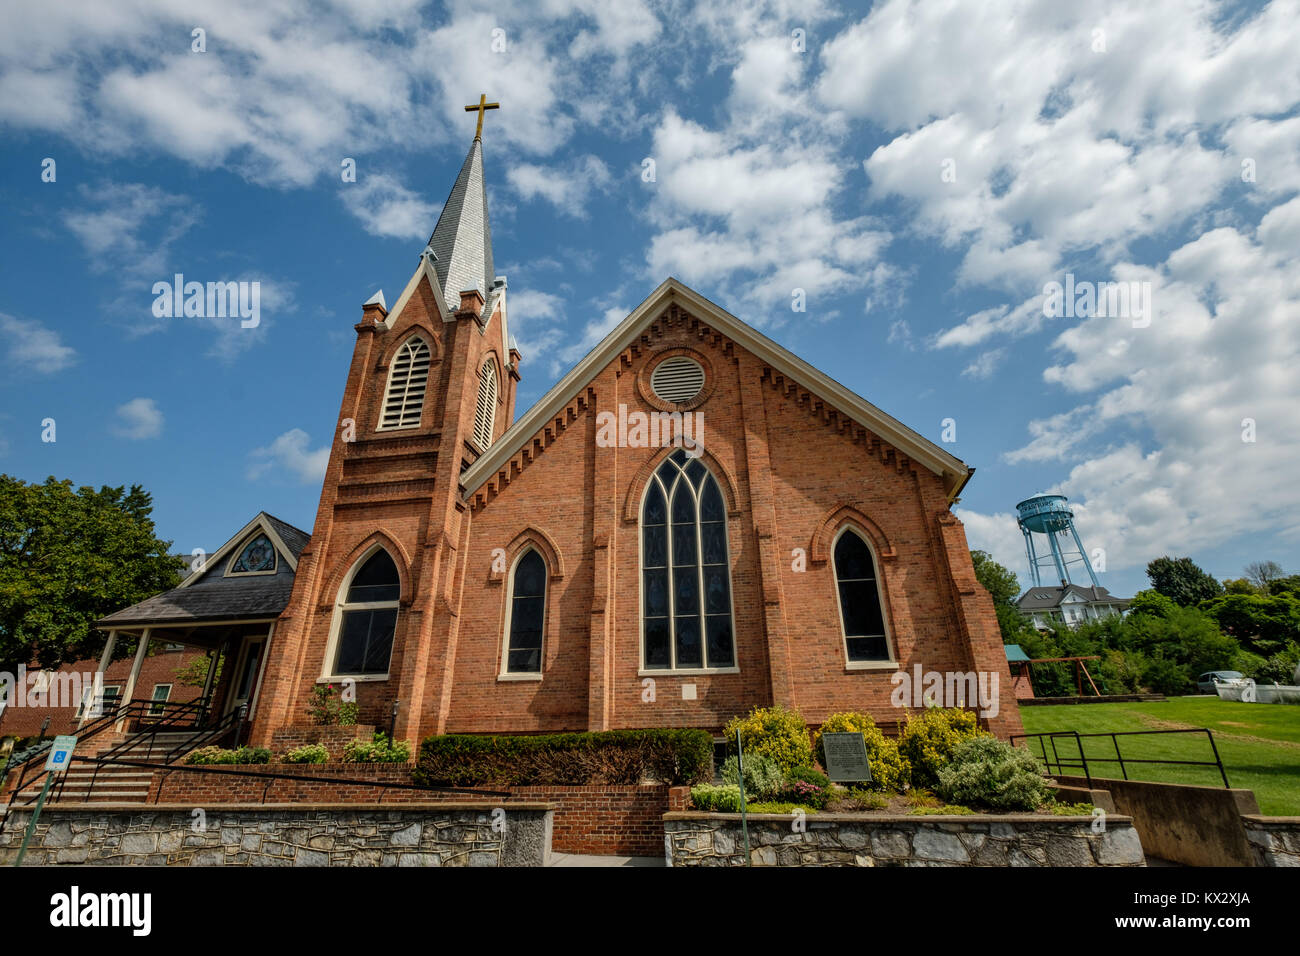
650, 356, 706, 404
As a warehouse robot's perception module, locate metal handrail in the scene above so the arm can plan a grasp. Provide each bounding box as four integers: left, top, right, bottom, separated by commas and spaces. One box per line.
1010, 727, 1231, 789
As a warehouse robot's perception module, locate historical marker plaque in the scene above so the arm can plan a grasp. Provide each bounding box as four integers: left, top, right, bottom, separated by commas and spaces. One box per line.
821, 732, 873, 783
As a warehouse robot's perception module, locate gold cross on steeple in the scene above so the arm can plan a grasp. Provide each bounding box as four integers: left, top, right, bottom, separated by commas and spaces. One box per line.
464, 94, 500, 140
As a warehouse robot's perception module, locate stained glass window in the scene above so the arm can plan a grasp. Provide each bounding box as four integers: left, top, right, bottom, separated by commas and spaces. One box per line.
834, 529, 890, 662
505, 550, 546, 674
231, 534, 276, 574
642, 451, 734, 670
333, 549, 399, 676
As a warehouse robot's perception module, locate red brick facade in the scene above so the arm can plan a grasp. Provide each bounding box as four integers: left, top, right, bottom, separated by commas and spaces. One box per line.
247, 269, 1022, 752
0, 646, 204, 741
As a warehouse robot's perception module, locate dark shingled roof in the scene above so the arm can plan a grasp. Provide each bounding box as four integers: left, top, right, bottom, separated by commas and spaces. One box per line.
96, 513, 310, 627
1015, 584, 1130, 610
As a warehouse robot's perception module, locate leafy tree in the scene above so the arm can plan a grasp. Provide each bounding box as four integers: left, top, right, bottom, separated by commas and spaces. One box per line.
971, 550, 1021, 606
1267, 575, 1300, 598
1198, 592, 1300, 657
174, 653, 221, 688
1223, 578, 1258, 595
1244, 560, 1284, 590
1146, 556, 1224, 606
1128, 589, 1178, 618
0, 475, 183, 674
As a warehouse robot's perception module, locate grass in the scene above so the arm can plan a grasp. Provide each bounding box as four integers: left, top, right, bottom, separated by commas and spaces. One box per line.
1017, 696, 1300, 815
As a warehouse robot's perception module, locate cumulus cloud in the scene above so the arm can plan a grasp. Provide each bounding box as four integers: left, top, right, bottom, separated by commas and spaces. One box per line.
247, 428, 330, 484
112, 397, 163, 440
339, 173, 437, 240
0, 314, 77, 374
507, 155, 613, 217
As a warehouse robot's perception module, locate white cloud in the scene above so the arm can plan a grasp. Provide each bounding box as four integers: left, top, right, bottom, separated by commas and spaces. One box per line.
961, 348, 1007, 381
507, 155, 613, 217
339, 173, 437, 240
0, 314, 77, 374
112, 397, 163, 440
247, 428, 330, 484
64, 182, 199, 278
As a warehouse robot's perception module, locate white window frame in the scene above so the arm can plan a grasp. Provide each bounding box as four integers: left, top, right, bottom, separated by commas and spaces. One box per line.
319, 545, 400, 682
77, 684, 122, 718
830, 524, 898, 671
224, 532, 279, 577
498, 547, 547, 681
637, 456, 739, 677
149, 683, 172, 716
377, 334, 432, 432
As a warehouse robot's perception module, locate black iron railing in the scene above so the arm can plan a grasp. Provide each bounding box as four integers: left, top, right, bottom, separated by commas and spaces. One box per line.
1010, 728, 1231, 789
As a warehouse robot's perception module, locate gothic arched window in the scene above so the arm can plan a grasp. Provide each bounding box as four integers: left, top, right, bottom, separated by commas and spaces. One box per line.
472, 358, 498, 449
641, 449, 734, 670
833, 528, 891, 663
329, 548, 400, 676
380, 336, 432, 430
502, 549, 546, 675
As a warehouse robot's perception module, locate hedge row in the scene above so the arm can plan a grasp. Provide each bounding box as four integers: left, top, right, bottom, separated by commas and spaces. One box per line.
412, 729, 714, 787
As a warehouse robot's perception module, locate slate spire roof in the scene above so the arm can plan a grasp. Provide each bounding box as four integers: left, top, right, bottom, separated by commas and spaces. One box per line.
424, 136, 495, 311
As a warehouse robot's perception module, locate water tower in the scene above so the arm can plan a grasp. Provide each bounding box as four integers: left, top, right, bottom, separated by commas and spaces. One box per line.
1015, 495, 1099, 589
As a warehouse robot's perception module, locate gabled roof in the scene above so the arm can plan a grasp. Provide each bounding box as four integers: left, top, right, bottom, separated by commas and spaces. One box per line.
460, 278, 973, 502
95, 512, 310, 628
1016, 584, 1129, 610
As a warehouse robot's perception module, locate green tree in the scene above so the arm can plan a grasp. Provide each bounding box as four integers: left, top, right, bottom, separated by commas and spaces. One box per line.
1267, 575, 1300, 598
1198, 592, 1300, 657
1146, 556, 1224, 606
0, 475, 183, 673
970, 550, 1038, 644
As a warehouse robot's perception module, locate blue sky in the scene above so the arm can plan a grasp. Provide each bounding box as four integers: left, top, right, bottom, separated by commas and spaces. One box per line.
1, 0, 1298, 600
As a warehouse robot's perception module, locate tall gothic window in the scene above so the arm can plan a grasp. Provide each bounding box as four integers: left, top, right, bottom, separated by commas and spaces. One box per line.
472, 358, 498, 449
330, 549, 400, 676
380, 336, 431, 430
833, 528, 890, 662
502, 550, 546, 675
641, 449, 734, 670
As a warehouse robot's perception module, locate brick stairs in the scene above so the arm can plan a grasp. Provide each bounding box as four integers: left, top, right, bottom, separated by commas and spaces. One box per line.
10, 731, 202, 805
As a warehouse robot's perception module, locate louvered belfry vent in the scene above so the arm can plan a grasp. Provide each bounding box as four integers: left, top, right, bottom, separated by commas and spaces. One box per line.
472, 359, 498, 449
380, 337, 431, 429
650, 356, 705, 404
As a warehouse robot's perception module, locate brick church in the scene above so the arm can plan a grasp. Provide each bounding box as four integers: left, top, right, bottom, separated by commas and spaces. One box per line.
52, 103, 1020, 754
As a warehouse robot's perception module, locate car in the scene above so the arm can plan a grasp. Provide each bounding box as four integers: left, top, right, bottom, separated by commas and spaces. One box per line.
1197, 671, 1247, 694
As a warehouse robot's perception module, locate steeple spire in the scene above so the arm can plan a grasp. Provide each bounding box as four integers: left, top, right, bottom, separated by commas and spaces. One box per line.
424, 101, 498, 314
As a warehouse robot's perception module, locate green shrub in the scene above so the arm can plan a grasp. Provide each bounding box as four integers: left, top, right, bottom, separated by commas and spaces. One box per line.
777, 766, 834, 809
910, 804, 975, 815
185, 745, 271, 765
935, 736, 1051, 812
414, 729, 713, 787
690, 783, 743, 812
722, 704, 812, 774
814, 711, 911, 792
306, 683, 358, 726
898, 708, 987, 788
719, 752, 784, 800
840, 787, 889, 811
1047, 801, 1095, 815
283, 743, 329, 764
342, 731, 410, 764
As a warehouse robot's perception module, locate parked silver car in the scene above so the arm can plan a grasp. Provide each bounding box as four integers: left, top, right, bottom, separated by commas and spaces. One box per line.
1196, 670, 1246, 694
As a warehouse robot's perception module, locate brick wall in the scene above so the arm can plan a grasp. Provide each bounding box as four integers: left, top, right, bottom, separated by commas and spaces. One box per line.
145, 763, 685, 856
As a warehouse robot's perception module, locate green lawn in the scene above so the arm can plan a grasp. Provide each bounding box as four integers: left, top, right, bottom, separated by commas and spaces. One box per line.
1016, 697, 1300, 816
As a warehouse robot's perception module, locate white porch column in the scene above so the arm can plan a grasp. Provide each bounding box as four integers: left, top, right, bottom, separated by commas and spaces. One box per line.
78, 629, 118, 728
247, 621, 275, 721
115, 628, 152, 731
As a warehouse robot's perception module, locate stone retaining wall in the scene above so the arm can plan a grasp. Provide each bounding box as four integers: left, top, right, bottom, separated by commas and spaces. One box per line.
663, 812, 1145, 866
0, 803, 553, 867
1241, 815, 1300, 867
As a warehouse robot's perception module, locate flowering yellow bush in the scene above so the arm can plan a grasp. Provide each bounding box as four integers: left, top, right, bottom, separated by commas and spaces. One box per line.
897, 708, 988, 788
814, 711, 910, 792
722, 704, 812, 774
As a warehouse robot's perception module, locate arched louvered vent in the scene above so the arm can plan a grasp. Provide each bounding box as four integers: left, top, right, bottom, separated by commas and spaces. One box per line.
380, 337, 431, 429
472, 359, 498, 449
650, 356, 705, 404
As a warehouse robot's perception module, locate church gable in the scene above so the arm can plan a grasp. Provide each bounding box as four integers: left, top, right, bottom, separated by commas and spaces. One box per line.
463, 279, 970, 511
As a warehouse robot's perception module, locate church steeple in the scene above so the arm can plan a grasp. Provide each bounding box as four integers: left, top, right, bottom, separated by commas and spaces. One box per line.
423, 99, 499, 316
